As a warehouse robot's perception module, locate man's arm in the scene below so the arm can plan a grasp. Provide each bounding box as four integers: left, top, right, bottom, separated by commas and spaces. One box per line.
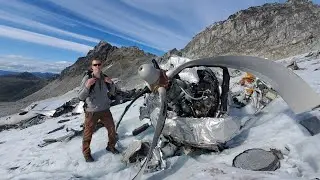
108, 82, 116, 96
78, 75, 90, 101
103, 74, 116, 96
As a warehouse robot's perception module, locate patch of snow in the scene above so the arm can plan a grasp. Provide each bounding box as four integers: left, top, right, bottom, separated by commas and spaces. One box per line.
160, 56, 200, 83
0, 112, 38, 126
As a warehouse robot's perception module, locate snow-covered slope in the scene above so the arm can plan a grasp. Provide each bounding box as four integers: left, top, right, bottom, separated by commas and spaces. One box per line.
0, 54, 320, 180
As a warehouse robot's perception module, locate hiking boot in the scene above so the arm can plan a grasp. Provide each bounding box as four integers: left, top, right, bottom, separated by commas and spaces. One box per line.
84, 154, 94, 162
106, 146, 120, 154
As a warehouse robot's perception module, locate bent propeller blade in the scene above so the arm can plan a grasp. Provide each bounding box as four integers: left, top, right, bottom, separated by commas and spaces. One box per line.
132, 87, 167, 180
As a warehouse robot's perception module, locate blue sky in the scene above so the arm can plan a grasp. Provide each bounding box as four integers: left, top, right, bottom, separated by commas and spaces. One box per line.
0, 0, 319, 73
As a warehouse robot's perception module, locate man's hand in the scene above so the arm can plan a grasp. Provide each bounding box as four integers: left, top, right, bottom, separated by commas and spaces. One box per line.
104, 76, 113, 84
159, 70, 169, 89
85, 78, 96, 88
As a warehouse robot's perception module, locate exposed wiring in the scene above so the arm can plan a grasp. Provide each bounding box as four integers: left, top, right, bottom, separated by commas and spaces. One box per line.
177, 85, 206, 101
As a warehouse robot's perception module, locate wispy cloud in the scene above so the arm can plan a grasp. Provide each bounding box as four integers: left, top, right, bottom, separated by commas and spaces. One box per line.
0, 0, 77, 28
120, 0, 204, 35
119, 0, 271, 36
0, 25, 93, 53
47, 0, 276, 51
0, 0, 153, 51
0, 55, 73, 73
0, 10, 100, 44
72, 20, 161, 50
47, 0, 191, 50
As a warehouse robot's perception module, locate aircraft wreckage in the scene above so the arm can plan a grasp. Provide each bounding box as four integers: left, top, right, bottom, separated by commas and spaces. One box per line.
115, 56, 320, 180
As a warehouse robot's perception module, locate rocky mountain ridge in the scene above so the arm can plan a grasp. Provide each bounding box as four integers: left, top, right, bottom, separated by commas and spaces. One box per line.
177, 0, 320, 60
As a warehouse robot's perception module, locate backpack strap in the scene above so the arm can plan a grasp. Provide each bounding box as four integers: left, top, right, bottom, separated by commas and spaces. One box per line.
101, 73, 117, 99
81, 70, 93, 111
102, 73, 112, 90
84, 70, 95, 94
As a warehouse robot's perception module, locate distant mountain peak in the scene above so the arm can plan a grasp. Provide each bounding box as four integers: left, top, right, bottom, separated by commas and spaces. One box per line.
86, 40, 116, 57
16, 72, 39, 80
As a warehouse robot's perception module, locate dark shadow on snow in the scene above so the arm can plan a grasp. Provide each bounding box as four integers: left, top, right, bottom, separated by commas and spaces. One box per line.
91, 148, 108, 161
288, 109, 320, 136
145, 155, 189, 180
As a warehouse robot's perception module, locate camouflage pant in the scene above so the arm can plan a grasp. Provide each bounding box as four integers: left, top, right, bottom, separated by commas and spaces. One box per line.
82, 109, 116, 157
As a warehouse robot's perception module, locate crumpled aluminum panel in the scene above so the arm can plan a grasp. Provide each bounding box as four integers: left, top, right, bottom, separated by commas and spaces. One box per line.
162, 116, 241, 149
144, 93, 241, 150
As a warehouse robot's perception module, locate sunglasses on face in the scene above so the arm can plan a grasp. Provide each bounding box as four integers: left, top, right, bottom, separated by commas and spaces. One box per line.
92, 63, 102, 67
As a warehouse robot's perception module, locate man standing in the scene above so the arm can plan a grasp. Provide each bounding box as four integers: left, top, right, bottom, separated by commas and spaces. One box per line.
78, 59, 119, 162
